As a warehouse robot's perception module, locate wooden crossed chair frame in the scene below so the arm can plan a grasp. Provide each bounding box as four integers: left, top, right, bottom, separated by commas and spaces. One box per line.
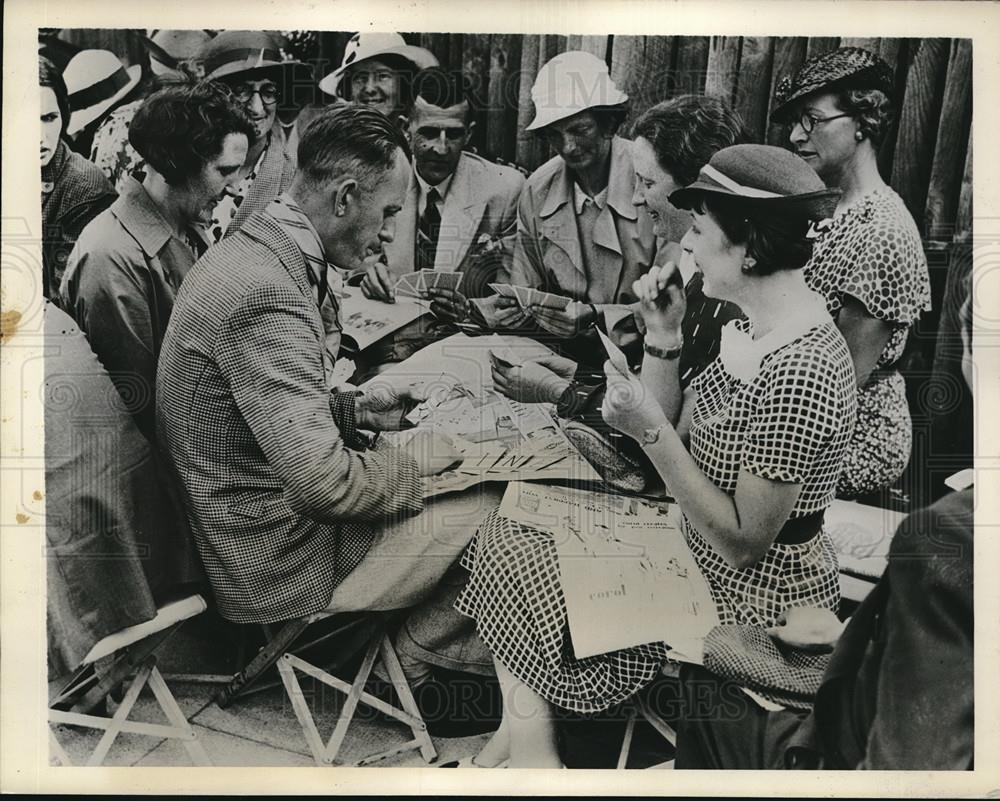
215, 611, 438, 767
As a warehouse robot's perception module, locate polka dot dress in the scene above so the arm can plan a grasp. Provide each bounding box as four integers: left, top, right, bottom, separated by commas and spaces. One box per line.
805, 186, 931, 498
455, 321, 857, 714
210, 139, 268, 243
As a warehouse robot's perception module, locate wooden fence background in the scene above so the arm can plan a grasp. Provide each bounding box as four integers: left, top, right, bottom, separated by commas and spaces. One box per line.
57, 29, 975, 503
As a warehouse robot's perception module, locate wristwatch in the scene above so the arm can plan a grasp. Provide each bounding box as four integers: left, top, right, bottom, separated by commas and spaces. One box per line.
643, 340, 683, 360
641, 423, 670, 446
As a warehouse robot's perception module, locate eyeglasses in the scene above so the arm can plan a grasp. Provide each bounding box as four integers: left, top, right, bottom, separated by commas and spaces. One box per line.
796, 112, 852, 134
228, 83, 280, 106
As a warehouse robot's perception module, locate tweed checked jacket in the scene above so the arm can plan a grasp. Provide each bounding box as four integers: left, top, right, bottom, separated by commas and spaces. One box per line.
156, 209, 424, 624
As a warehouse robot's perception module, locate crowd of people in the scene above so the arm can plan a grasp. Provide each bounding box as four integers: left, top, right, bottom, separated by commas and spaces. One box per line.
41, 29, 971, 771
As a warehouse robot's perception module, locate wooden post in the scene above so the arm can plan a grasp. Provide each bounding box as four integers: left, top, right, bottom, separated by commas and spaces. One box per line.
705, 36, 741, 104
673, 36, 710, 97
766, 36, 808, 145
891, 38, 951, 234
566, 34, 610, 60
840, 37, 881, 53
955, 131, 972, 243
612, 36, 677, 130
487, 34, 523, 163
805, 37, 840, 60
516, 36, 544, 170
462, 33, 492, 158
732, 36, 775, 144
925, 39, 972, 242
876, 38, 907, 183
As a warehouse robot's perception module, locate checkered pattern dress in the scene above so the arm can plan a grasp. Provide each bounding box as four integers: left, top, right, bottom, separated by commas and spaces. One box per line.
455, 320, 857, 713
805, 187, 931, 498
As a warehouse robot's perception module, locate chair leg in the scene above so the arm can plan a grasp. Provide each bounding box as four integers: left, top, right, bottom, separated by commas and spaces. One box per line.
49, 727, 73, 766
146, 665, 212, 766
617, 704, 638, 769
321, 634, 381, 765
276, 654, 329, 765
378, 633, 437, 764
86, 659, 155, 766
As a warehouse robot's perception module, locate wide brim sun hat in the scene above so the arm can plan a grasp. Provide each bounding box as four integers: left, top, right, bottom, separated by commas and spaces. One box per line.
200, 30, 313, 96
63, 49, 142, 136
143, 29, 215, 77
669, 143, 841, 222
525, 50, 628, 131
770, 46, 894, 123
318, 32, 438, 96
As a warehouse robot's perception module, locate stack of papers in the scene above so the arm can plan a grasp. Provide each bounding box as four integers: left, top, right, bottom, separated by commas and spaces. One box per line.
498, 483, 719, 659
336, 284, 429, 350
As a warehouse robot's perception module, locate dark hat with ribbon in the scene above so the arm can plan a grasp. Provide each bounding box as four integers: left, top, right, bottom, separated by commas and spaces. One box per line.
199, 30, 313, 94
770, 46, 894, 123
669, 144, 840, 222
63, 49, 143, 136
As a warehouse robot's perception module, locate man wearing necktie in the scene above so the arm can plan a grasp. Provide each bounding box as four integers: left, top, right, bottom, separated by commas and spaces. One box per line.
360, 66, 524, 368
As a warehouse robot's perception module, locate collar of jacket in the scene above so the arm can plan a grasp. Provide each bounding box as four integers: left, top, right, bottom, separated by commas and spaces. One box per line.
42, 139, 70, 190
239, 209, 313, 301
538, 136, 638, 223
111, 176, 184, 259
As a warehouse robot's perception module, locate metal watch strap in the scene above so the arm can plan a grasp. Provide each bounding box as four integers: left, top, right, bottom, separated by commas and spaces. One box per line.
643, 340, 683, 360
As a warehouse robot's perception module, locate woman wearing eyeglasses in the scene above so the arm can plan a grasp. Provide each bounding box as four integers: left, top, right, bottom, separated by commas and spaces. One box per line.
199, 30, 312, 242
771, 48, 931, 500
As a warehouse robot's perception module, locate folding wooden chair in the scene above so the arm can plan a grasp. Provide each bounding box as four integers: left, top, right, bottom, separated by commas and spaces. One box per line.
48, 594, 212, 767
616, 693, 677, 770
216, 611, 437, 767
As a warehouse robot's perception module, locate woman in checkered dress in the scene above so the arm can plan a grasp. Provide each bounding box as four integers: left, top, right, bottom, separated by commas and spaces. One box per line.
453, 145, 858, 768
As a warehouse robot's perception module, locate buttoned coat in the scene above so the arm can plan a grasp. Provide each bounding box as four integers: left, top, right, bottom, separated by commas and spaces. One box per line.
382, 151, 524, 281
503, 136, 658, 310
156, 210, 424, 624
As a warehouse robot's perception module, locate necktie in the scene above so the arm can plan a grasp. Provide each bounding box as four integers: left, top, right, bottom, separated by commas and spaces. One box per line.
417, 187, 441, 270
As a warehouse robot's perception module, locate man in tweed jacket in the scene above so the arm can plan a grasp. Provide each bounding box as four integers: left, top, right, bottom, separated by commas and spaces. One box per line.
157, 106, 470, 626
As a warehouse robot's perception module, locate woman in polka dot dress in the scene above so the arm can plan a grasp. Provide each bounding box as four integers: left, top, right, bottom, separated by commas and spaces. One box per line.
771, 47, 932, 499
452, 145, 857, 768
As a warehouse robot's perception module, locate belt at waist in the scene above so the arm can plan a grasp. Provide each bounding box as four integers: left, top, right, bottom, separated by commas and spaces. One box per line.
775, 510, 826, 545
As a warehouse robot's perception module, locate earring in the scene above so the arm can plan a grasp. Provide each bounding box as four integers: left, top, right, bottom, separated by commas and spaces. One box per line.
741, 257, 756, 275
854, 131, 864, 141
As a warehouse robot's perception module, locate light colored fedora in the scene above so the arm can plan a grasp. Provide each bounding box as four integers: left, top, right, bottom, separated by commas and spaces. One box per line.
318, 32, 437, 96
526, 51, 628, 132
63, 49, 142, 136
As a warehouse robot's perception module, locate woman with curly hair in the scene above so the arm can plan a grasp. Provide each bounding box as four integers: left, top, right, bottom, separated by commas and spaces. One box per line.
771, 47, 932, 499
60, 80, 253, 442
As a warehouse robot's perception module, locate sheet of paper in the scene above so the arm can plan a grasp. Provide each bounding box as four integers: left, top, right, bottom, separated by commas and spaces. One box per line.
337, 285, 430, 350
823, 499, 906, 579
597, 329, 631, 375
498, 483, 719, 658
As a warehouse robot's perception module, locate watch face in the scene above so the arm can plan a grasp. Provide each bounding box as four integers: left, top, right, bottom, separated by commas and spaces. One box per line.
642, 425, 661, 445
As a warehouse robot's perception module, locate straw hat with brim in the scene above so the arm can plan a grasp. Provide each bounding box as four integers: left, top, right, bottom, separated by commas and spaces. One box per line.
770, 46, 894, 123
318, 32, 438, 96
669, 144, 841, 222
63, 50, 142, 136
200, 30, 313, 97
143, 29, 214, 77
526, 51, 628, 132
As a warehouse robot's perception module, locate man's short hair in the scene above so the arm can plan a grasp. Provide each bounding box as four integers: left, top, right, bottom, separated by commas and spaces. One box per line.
409, 67, 475, 116
129, 80, 255, 185
297, 104, 412, 189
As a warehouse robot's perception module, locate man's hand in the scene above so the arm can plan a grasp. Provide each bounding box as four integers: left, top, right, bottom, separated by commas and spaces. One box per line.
360, 258, 395, 303
427, 286, 471, 323
767, 607, 846, 654
530, 300, 596, 338
473, 294, 528, 329
399, 430, 463, 476
355, 379, 425, 431
526, 353, 578, 381
491, 357, 571, 404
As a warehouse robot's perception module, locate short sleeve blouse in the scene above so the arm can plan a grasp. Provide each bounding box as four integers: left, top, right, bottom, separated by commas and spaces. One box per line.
690, 319, 857, 516
805, 187, 931, 368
